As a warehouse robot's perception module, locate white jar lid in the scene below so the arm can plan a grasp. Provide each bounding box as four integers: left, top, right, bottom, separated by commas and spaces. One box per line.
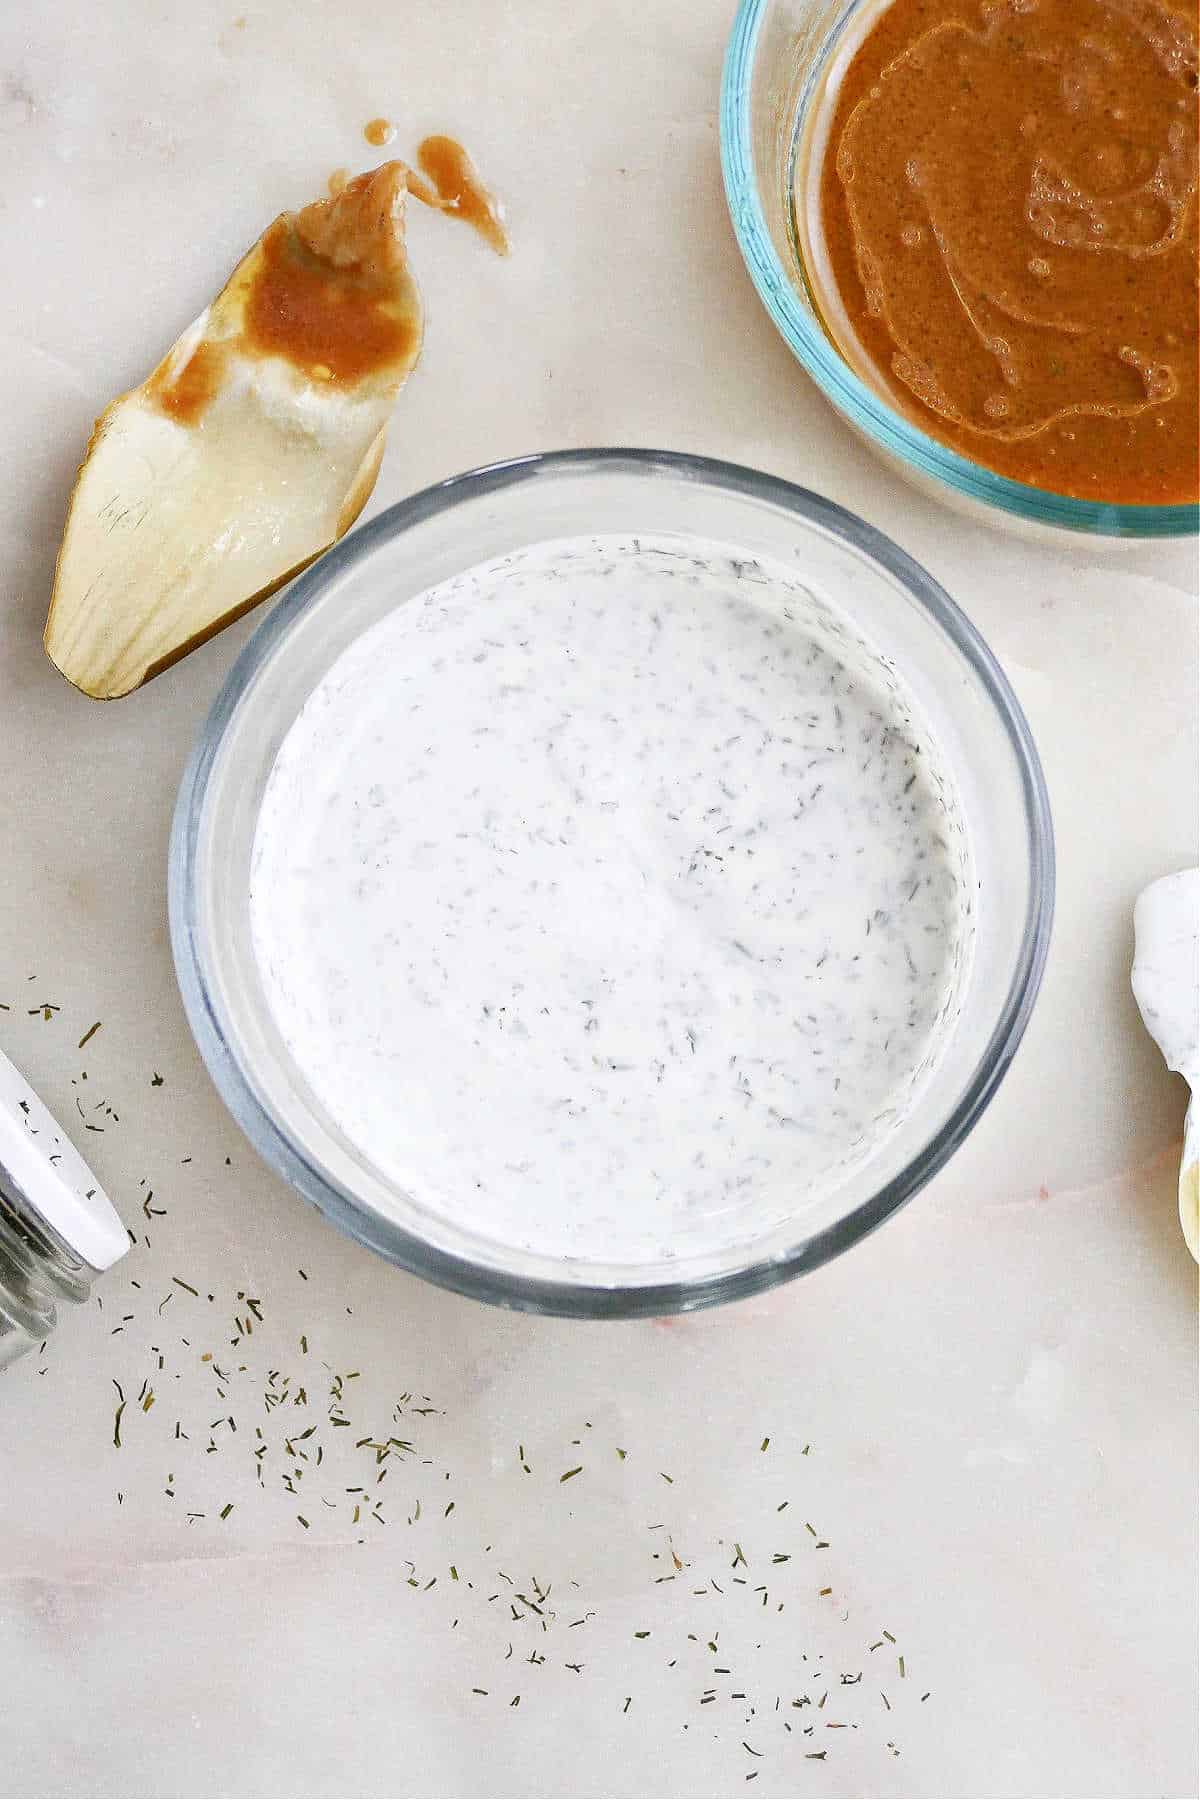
0, 1044, 128, 1272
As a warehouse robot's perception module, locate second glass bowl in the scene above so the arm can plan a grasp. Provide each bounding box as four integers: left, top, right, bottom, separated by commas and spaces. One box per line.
720, 0, 1199, 542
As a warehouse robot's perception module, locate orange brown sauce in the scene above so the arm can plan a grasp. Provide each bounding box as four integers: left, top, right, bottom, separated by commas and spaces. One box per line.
363, 117, 396, 147
145, 143, 504, 430
146, 339, 229, 426
817, 0, 1198, 503
409, 134, 509, 255
242, 215, 419, 385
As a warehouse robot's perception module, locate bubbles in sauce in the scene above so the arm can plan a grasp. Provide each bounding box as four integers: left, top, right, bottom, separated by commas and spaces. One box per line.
808, 0, 1198, 503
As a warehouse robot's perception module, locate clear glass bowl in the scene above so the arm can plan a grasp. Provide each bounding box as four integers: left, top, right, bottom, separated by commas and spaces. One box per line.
720, 0, 1199, 542
169, 450, 1054, 1317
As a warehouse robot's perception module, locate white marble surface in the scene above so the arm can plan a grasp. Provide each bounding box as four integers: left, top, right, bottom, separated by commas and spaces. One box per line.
0, 2, 1196, 1795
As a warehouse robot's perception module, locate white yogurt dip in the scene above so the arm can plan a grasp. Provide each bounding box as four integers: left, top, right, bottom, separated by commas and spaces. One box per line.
249, 534, 973, 1263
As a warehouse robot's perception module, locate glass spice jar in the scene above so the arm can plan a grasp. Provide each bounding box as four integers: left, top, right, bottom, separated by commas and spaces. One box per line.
0, 1045, 127, 1371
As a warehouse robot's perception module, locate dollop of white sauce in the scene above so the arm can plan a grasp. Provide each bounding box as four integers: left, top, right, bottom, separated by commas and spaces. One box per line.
1132, 868, 1200, 1261
250, 535, 973, 1263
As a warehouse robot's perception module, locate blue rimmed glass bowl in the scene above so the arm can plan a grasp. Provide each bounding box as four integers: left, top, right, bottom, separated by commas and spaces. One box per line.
720, 0, 1199, 543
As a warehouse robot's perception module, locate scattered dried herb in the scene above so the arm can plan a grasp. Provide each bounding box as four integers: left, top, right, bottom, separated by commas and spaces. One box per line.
21, 1014, 920, 1781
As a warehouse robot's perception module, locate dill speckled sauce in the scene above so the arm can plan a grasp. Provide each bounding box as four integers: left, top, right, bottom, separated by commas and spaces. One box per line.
249, 535, 974, 1266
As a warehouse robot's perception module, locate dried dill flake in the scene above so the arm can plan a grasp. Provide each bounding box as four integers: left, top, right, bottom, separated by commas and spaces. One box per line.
86, 1216, 925, 1783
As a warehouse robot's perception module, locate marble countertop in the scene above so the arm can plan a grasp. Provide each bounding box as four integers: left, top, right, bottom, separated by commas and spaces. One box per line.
1, 2, 1196, 1795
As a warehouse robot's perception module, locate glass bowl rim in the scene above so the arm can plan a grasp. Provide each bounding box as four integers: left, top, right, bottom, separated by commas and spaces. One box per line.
719, 0, 1199, 541
169, 446, 1055, 1318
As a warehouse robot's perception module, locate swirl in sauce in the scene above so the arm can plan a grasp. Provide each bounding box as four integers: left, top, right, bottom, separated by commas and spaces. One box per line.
813, 0, 1198, 502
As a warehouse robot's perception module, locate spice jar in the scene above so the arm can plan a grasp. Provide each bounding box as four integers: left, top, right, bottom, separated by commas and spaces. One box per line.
0, 1045, 127, 1371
